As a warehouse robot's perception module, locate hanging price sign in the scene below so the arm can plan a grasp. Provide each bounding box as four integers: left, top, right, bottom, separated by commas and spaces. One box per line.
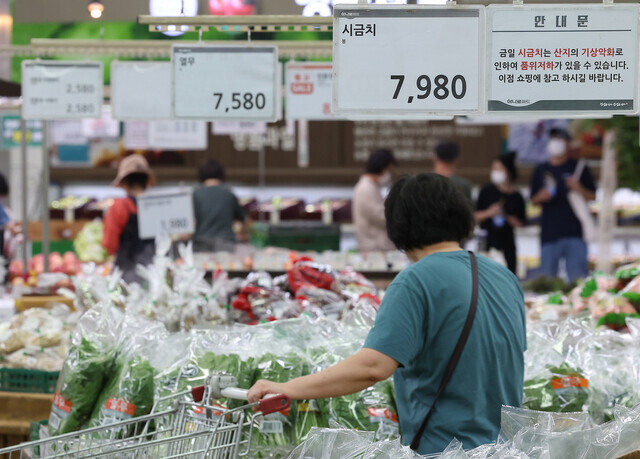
286, 62, 342, 120
333, 5, 483, 116
111, 61, 172, 120
173, 45, 279, 121
486, 4, 639, 114
22, 61, 103, 120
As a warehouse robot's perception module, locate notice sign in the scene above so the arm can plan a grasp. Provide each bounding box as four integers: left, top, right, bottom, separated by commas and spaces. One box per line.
137, 188, 195, 239
486, 4, 639, 114
22, 61, 103, 120
286, 63, 340, 120
173, 45, 279, 121
1, 115, 42, 148
333, 5, 483, 116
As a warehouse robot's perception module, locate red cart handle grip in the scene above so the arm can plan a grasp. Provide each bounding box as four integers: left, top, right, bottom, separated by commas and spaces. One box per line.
192, 385, 205, 403
259, 394, 291, 415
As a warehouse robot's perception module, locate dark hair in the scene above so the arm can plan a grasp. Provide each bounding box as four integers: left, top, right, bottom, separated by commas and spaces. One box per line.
385, 173, 473, 251
435, 140, 460, 164
0, 173, 8, 196
549, 128, 571, 140
365, 149, 397, 175
120, 173, 149, 189
199, 159, 226, 182
498, 151, 518, 181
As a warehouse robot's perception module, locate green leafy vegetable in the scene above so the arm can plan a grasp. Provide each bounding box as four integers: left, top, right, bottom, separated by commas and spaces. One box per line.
546, 294, 564, 305
596, 312, 640, 328
523, 363, 590, 413
580, 279, 598, 298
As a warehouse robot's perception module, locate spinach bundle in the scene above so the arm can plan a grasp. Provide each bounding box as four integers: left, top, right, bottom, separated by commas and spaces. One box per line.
523, 363, 590, 413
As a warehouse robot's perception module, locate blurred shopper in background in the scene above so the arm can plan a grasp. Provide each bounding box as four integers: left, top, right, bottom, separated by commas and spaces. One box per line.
530, 128, 596, 282
102, 155, 155, 283
434, 140, 473, 203
192, 159, 248, 252
475, 152, 526, 275
353, 149, 397, 252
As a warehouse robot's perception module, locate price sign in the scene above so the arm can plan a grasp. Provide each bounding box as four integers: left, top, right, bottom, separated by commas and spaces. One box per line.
137, 188, 195, 239
22, 61, 103, 120
486, 4, 639, 114
111, 61, 172, 120
286, 63, 342, 120
333, 5, 483, 116
173, 45, 279, 121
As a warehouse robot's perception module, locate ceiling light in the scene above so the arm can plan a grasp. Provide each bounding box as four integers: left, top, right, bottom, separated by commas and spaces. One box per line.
88, 1, 104, 19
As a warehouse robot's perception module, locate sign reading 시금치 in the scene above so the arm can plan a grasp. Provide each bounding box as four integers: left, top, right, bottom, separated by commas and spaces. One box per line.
173, 45, 279, 121
333, 5, 483, 116
286, 62, 341, 120
21, 61, 103, 120
486, 4, 639, 114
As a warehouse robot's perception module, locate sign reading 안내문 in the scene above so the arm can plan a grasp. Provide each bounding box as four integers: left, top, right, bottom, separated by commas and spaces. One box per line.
21, 61, 103, 120
333, 5, 483, 116
172, 45, 279, 122
486, 4, 639, 114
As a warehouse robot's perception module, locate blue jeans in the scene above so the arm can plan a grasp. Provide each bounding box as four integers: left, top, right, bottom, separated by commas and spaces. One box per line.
540, 237, 588, 282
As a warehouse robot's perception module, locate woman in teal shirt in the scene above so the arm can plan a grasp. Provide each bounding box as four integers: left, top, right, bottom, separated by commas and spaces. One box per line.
249, 173, 527, 454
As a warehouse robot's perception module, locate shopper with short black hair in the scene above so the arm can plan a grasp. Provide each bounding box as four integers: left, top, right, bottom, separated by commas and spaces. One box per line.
249, 173, 526, 454
192, 159, 247, 251
102, 155, 156, 283
434, 140, 473, 202
353, 149, 398, 251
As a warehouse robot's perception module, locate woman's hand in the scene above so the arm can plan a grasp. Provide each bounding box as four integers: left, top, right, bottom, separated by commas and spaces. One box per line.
248, 380, 288, 404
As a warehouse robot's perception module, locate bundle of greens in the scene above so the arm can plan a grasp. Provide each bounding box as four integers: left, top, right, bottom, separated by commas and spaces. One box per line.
523, 363, 590, 413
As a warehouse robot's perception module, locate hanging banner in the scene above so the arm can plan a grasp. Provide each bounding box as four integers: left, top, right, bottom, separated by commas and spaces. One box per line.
51, 120, 88, 146
486, 4, 639, 114
123, 121, 150, 150
111, 61, 172, 120
172, 45, 280, 121
81, 106, 120, 138
286, 62, 342, 120
333, 5, 483, 116
21, 61, 103, 120
212, 121, 268, 135
1, 115, 42, 148
147, 120, 208, 150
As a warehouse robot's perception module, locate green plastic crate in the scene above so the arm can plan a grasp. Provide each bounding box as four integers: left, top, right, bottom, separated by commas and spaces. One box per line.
0, 367, 59, 393
31, 240, 75, 256
250, 222, 340, 252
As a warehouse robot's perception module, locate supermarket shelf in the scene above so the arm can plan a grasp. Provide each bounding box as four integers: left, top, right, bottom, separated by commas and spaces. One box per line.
138, 14, 333, 33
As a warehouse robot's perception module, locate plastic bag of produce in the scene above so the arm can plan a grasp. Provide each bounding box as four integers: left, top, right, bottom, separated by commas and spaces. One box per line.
287, 261, 337, 295
523, 362, 590, 413
287, 426, 375, 459
86, 315, 167, 430
49, 305, 121, 436
296, 285, 346, 320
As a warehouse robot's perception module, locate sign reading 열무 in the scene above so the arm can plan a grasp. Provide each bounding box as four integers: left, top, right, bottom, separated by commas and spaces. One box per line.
286, 62, 341, 120
173, 45, 280, 122
137, 188, 195, 239
486, 4, 639, 114
21, 61, 103, 120
333, 5, 483, 116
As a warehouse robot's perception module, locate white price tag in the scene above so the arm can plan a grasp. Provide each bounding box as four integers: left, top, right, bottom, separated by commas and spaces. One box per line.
486, 4, 639, 114
22, 61, 103, 120
111, 61, 172, 120
286, 62, 342, 120
173, 45, 279, 121
333, 5, 483, 116
137, 188, 195, 239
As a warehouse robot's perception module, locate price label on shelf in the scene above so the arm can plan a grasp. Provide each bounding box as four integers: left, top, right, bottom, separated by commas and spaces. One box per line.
486, 4, 639, 114
333, 5, 483, 116
22, 61, 103, 120
111, 61, 172, 120
137, 188, 195, 239
173, 45, 279, 121
286, 62, 343, 120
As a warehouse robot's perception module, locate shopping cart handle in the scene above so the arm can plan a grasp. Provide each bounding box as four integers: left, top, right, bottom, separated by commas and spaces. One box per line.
259, 394, 291, 415
192, 385, 206, 403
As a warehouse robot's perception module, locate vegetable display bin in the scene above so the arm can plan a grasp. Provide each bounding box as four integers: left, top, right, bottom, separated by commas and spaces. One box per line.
250, 222, 341, 252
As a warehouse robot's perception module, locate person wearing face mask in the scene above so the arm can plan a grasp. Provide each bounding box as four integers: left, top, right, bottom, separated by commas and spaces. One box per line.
353, 148, 398, 251
475, 153, 526, 275
530, 128, 596, 282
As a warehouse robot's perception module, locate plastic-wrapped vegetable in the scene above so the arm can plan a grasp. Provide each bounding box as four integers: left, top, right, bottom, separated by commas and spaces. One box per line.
523, 362, 590, 413
49, 306, 121, 435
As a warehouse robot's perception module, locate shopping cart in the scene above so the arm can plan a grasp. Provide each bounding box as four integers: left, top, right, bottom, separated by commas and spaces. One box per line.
0, 372, 290, 459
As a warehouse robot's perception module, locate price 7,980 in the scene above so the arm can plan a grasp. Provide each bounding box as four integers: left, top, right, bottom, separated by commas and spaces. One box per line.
213, 92, 267, 112
390, 74, 467, 103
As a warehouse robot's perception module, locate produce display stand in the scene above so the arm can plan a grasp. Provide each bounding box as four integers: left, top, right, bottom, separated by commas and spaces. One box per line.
14, 296, 74, 312
0, 392, 53, 449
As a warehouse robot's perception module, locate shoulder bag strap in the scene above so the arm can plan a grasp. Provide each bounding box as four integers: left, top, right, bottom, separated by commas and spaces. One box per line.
410, 251, 480, 451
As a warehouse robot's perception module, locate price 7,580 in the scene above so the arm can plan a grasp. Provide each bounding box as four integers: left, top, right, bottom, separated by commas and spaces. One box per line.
390, 74, 467, 103
213, 92, 267, 112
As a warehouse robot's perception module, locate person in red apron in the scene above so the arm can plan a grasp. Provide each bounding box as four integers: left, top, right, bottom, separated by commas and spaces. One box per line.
102, 155, 156, 284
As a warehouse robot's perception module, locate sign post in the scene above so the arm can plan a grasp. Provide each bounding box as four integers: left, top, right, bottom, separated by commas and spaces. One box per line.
486, 4, 639, 115
333, 5, 483, 116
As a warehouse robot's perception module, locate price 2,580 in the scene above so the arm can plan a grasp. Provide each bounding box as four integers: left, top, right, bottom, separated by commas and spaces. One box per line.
390, 74, 467, 103
213, 92, 266, 112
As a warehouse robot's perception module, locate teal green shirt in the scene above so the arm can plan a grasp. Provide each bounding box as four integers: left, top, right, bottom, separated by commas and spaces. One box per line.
364, 251, 526, 454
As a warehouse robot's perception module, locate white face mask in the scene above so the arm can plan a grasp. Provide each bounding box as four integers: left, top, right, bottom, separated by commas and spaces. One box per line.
378, 172, 393, 187
491, 170, 508, 186
547, 138, 567, 158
